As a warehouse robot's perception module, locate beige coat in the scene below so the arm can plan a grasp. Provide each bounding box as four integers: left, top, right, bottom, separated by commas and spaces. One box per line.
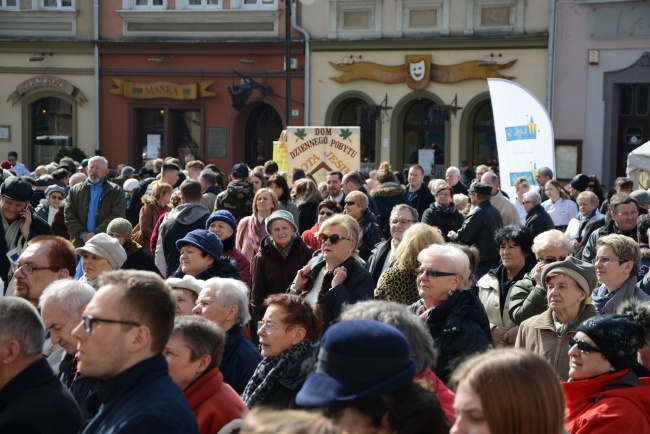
478, 271, 516, 349
491, 190, 521, 227
515, 304, 597, 381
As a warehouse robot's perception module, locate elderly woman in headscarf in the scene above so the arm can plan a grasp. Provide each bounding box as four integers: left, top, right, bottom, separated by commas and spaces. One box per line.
106, 218, 159, 275
75, 233, 127, 288
562, 313, 650, 433
515, 257, 598, 380
35, 185, 67, 226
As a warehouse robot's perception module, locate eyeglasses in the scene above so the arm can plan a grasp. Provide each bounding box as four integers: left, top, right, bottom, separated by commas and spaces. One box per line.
257, 321, 293, 334
522, 200, 534, 204
343, 201, 357, 206
319, 211, 334, 217
414, 268, 458, 278
318, 233, 353, 245
569, 337, 602, 354
616, 211, 639, 218
390, 218, 415, 226
11, 263, 57, 275
538, 255, 568, 264
586, 184, 596, 189
49, 195, 65, 200
436, 192, 451, 197
81, 315, 141, 333
592, 256, 628, 265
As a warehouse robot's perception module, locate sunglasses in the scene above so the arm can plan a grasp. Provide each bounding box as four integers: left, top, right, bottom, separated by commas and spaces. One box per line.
569, 337, 602, 354
319, 211, 334, 217
586, 184, 596, 189
343, 201, 357, 206
538, 255, 568, 264
414, 268, 458, 278
318, 233, 352, 245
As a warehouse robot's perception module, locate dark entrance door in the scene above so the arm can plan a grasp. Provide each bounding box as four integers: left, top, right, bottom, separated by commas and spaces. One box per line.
617, 84, 650, 176
245, 104, 283, 168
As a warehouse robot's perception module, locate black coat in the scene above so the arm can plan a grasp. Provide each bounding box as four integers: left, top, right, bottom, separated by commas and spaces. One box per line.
0, 207, 52, 291
292, 255, 374, 329
421, 204, 464, 241
357, 208, 382, 262
415, 290, 491, 384
297, 200, 318, 234
126, 176, 156, 226
122, 243, 161, 275
220, 325, 262, 395
251, 235, 313, 321
366, 239, 391, 287
408, 185, 435, 221
525, 204, 555, 237
0, 358, 83, 434
454, 200, 503, 265
58, 353, 103, 421
170, 257, 241, 281
370, 183, 410, 239
82, 355, 199, 434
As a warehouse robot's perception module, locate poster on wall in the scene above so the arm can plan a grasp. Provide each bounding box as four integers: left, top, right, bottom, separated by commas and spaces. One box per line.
146, 134, 161, 159
285, 127, 361, 184
488, 78, 555, 199
418, 149, 435, 176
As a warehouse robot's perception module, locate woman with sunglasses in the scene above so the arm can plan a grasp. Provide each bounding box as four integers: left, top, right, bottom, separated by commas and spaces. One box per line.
509, 229, 572, 325
242, 294, 320, 410
301, 200, 342, 251
515, 257, 598, 380
35, 184, 67, 226
408, 243, 491, 384
478, 226, 536, 349
563, 313, 650, 433
343, 191, 381, 262
290, 214, 374, 329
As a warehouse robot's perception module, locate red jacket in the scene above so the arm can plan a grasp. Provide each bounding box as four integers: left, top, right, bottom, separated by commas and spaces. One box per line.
414, 367, 456, 423
301, 223, 320, 251
184, 367, 247, 434
563, 369, 650, 434
223, 247, 251, 289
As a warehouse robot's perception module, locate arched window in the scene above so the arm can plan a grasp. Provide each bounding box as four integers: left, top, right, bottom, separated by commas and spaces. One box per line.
336, 98, 377, 164
402, 98, 446, 175
31, 97, 73, 166
472, 100, 496, 166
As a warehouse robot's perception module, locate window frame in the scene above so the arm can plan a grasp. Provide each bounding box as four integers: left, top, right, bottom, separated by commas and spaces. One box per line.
328, 0, 382, 39
0, 0, 19, 10
240, 0, 278, 10
396, 0, 449, 36
42, 0, 75, 9
132, 0, 167, 11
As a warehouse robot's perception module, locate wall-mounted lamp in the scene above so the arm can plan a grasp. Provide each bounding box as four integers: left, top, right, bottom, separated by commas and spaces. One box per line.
228, 69, 273, 111
478, 53, 502, 67
337, 54, 363, 66
29, 53, 52, 62
147, 55, 166, 62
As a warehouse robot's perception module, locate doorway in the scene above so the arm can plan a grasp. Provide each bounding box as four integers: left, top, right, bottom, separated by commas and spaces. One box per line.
244, 104, 283, 168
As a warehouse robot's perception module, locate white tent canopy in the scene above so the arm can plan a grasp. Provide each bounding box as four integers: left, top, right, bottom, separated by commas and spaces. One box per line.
626, 140, 650, 190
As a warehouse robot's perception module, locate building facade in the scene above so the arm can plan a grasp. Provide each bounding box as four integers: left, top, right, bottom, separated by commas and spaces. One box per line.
302, 0, 550, 176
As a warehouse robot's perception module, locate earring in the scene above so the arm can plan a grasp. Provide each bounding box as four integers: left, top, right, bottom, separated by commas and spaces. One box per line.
448, 288, 455, 296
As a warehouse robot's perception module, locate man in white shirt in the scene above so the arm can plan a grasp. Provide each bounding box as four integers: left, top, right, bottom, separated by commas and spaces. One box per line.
7, 151, 31, 177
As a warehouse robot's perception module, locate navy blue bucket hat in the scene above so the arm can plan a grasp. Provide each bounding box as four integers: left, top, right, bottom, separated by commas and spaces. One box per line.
176, 229, 223, 261
296, 319, 416, 408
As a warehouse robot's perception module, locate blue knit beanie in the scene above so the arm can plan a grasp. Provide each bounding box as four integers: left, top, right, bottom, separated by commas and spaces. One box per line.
206, 210, 237, 232
176, 229, 223, 260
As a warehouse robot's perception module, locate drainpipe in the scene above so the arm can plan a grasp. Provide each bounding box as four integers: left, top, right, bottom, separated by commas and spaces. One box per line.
94, 0, 100, 154
545, 0, 556, 117
291, 1, 310, 125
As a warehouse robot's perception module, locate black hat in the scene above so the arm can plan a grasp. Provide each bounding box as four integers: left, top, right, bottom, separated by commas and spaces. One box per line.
577, 314, 645, 371
460, 159, 470, 167
139, 167, 153, 178
232, 163, 249, 178
81, 159, 89, 168
205, 164, 225, 176
570, 174, 590, 192
1, 176, 33, 202
469, 181, 492, 196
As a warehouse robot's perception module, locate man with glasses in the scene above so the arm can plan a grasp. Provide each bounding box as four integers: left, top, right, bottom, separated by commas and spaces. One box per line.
522, 191, 554, 237
580, 194, 639, 264
0, 297, 83, 434
71, 270, 200, 434
0, 177, 52, 289
366, 204, 418, 287
591, 234, 650, 314
192, 277, 261, 395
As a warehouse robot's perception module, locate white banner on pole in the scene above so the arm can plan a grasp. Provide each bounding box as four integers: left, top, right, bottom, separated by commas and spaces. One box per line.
487, 78, 555, 199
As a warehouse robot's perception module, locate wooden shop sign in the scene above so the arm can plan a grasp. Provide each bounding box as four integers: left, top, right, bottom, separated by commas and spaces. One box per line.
110, 79, 215, 100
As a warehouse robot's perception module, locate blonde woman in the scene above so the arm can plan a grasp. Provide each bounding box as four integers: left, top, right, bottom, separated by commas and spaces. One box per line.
236, 188, 279, 263
375, 223, 444, 305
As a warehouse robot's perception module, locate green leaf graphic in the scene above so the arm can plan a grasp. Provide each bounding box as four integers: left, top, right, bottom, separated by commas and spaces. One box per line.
340, 128, 352, 142
295, 128, 307, 142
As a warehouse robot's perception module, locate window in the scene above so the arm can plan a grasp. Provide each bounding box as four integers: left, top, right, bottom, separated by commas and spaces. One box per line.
329, 0, 381, 39
472, 100, 497, 166
31, 97, 74, 167
43, 0, 73, 8
134, 0, 166, 9
0, 0, 18, 9
336, 98, 377, 164
403, 99, 446, 176
179, 0, 221, 8
466, 0, 523, 35
396, 0, 449, 36
241, 0, 277, 10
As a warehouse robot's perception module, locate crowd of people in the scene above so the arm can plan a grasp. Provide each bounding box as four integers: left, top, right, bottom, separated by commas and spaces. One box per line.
0, 150, 649, 434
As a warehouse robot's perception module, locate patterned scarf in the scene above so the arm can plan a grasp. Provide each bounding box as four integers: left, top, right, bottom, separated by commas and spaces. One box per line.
245, 214, 267, 256
272, 233, 297, 260
242, 339, 313, 409
592, 286, 616, 315
434, 201, 457, 213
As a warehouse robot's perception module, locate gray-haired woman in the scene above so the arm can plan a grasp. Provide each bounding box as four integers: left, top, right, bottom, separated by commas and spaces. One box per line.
409, 243, 491, 383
